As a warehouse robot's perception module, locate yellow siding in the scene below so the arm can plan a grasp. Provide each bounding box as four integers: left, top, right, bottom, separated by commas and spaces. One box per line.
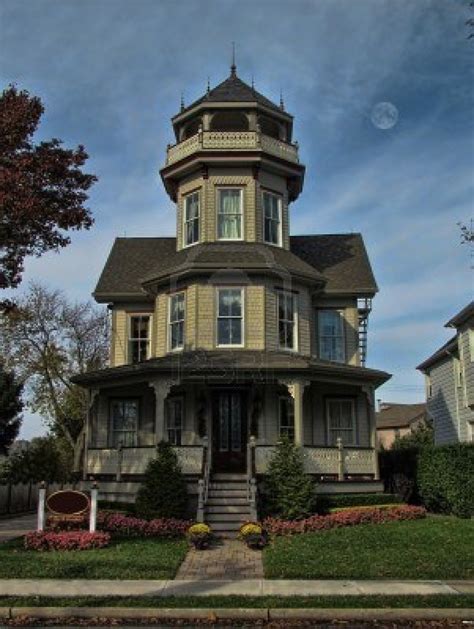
111, 310, 127, 366
155, 293, 168, 357
196, 284, 215, 349
245, 285, 265, 350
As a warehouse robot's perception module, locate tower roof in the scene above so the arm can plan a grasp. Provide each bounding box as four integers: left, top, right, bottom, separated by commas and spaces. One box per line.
175, 71, 290, 119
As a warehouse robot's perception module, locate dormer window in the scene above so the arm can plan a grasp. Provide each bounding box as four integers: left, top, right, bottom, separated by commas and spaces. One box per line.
217, 189, 243, 240
129, 315, 151, 363
263, 191, 282, 246
184, 191, 200, 246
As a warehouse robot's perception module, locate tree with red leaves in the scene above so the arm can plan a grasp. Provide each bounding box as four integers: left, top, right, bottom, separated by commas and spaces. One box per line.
0, 85, 97, 291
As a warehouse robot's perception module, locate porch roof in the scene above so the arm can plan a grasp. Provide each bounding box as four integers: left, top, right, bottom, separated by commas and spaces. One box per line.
71, 350, 391, 387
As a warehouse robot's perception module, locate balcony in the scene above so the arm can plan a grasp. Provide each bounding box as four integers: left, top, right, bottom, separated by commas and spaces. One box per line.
165, 131, 300, 167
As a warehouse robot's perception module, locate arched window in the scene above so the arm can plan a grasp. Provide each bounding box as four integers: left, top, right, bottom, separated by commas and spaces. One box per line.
210, 111, 249, 132
258, 115, 281, 140
182, 118, 201, 139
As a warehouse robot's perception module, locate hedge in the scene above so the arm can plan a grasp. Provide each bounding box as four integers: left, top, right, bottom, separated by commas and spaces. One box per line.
378, 447, 420, 503
317, 492, 400, 513
417, 444, 474, 518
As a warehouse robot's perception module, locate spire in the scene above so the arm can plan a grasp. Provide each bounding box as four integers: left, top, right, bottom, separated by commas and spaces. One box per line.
251, 75, 255, 92
280, 89, 285, 111
180, 92, 185, 112
206, 77, 211, 95
230, 41, 237, 76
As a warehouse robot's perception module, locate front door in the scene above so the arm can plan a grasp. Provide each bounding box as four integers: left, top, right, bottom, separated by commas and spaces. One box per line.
212, 390, 247, 473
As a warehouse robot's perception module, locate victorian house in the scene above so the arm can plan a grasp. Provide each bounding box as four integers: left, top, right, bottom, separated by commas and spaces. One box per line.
73, 64, 391, 532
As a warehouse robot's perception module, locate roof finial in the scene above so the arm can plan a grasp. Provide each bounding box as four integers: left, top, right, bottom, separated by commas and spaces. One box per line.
230, 41, 237, 76
180, 92, 185, 112
251, 75, 255, 91
280, 88, 285, 111
207, 76, 211, 95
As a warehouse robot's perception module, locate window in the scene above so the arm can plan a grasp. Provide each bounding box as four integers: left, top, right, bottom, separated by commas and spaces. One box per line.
263, 192, 282, 245
426, 375, 433, 399
318, 310, 345, 362
278, 292, 297, 350
183, 192, 199, 246
110, 399, 139, 447
217, 189, 243, 240
279, 396, 295, 441
129, 315, 151, 363
326, 399, 356, 446
166, 397, 183, 445
169, 293, 185, 351
217, 288, 243, 346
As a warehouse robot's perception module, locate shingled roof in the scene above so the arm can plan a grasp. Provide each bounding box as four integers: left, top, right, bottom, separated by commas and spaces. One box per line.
177, 71, 286, 118
376, 403, 427, 429
93, 234, 378, 301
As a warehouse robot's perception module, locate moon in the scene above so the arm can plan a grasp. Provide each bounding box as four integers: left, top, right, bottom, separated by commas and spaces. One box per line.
371, 101, 399, 130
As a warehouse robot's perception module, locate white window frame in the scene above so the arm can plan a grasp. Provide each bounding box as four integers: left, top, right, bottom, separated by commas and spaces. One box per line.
326, 398, 357, 446
128, 314, 152, 364
183, 190, 200, 247
263, 190, 283, 247
278, 395, 295, 441
318, 309, 346, 363
216, 287, 245, 348
166, 396, 184, 446
216, 187, 244, 241
168, 292, 186, 352
278, 291, 298, 352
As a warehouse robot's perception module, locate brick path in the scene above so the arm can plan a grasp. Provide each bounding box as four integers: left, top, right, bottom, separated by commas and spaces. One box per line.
175, 539, 264, 580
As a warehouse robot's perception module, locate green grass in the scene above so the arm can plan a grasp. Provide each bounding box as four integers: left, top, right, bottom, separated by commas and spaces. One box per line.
263, 516, 474, 580
0, 595, 473, 609
0, 537, 187, 579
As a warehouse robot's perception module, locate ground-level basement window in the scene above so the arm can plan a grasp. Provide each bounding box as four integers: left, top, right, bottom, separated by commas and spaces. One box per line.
279, 396, 295, 441
110, 399, 139, 447
326, 398, 356, 446
166, 397, 183, 445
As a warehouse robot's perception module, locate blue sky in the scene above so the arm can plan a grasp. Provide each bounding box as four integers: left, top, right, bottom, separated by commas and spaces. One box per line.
1, 0, 473, 439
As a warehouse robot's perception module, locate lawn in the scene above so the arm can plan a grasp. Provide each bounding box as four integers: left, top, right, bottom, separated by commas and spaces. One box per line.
263, 516, 474, 580
0, 537, 187, 579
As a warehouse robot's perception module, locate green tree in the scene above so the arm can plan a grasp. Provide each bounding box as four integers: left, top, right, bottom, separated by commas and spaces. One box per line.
0, 435, 72, 483
0, 363, 23, 455
391, 423, 434, 451
265, 437, 315, 520
135, 441, 188, 519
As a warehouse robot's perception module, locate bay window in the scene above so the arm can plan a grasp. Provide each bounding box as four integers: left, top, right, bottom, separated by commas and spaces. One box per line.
318, 310, 345, 362
217, 288, 243, 346
278, 292, 297, 351
110, 399, 139, 447
169, 292, 185, 351
166, 397, 183, 445
263, 191, 282, 245
217, 188, 243, 240
129, 315, 151, 363
184, 191, 199, 246
326, 398, 356, 446
279, 396, 295, 441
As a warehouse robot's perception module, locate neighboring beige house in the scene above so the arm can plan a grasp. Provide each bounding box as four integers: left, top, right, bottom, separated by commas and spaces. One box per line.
417, 301, 474, 445
73, 64, 391, 531
376, 402, 427, 449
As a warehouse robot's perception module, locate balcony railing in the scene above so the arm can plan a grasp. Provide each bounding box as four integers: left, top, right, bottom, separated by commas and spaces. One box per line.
165, 131, 299, 166
255, 445, 377, 477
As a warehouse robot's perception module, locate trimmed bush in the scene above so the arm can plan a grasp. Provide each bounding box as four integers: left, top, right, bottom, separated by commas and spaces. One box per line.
378, 447, 420, 503
24, 531, 110, 551
135, 441, 188, 519
263, 505, 426, 536
98, 512, 189, 538
316, 492, 400, 513
418, 444, 474, 518
264, 437, 315, 520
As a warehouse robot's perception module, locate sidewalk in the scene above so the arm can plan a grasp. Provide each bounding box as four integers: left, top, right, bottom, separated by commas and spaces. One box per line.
0, 514, 35, 542
0, 578, 473, 597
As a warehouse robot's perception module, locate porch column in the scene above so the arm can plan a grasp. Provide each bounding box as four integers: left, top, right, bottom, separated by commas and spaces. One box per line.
363, 384, 380, 480
150, 378, 179, 444
83, 388, 99, 481
279, 379, 310, 446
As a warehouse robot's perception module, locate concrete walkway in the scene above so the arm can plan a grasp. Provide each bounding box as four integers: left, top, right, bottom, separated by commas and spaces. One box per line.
0, 513, 35, 542
0, 578, 472, 597
176, 539, 263, 580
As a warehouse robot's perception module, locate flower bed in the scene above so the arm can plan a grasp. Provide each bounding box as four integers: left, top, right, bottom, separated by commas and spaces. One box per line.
263, 505, 426, 536
24, 531, 110, 551
99, 512, 190, 538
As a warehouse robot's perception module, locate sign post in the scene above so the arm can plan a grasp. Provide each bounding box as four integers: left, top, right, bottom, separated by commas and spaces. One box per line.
89, 481, 98, 532
37, 481, 46, 531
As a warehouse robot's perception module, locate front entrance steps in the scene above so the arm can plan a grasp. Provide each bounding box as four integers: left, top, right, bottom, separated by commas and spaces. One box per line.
204, 473, 252, 536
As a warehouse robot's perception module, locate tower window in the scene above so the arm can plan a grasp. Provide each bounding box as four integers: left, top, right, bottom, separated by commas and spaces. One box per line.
129, 315, 151, 363
217, 288, 244, 346
278, 292, 297, 351
169, 292, 185, 351
263, 192, 282, 246
183, 192, 200, 246
217, 189, 243, 240
318, 310, 345, 363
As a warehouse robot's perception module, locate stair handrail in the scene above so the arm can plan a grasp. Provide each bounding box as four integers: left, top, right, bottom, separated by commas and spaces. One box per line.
197, 436, 210, 523
247, 435, 257, 505
203, 435, 211, 503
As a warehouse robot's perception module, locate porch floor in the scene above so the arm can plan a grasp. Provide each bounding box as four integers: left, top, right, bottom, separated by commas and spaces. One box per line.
175, 539, 263, 580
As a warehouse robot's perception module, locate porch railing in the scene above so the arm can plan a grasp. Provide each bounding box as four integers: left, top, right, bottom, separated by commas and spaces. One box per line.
254, 443, 377, 478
